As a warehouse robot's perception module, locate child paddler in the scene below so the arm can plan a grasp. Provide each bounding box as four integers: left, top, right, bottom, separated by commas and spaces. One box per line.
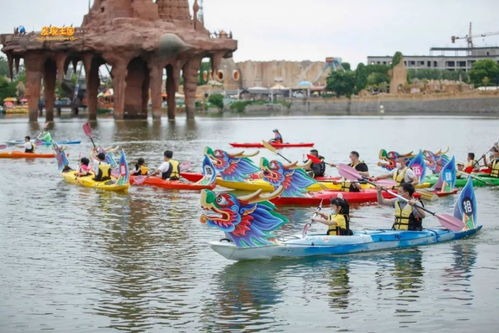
132, 158, 149, 176
464, 153, 480, 173
376, 183, 426, 231
93, 153, 111, 181
76, 157, 92, 177
373, 156, 418, 186
312, 197, 353, 236
24, 136, 35, 153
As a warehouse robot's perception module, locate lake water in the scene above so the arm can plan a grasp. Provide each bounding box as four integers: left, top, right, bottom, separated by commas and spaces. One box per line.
1, 115, 498, 332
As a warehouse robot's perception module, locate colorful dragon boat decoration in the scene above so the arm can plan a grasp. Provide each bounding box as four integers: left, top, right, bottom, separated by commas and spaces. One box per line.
259, 157, 316, 197
204, 146, 259, 182
377, 149, 415, 171
423, 148, 450, 174
200, 187, 287, 247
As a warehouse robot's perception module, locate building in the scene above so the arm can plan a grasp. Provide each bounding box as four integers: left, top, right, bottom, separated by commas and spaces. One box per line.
368, 47, 499, 72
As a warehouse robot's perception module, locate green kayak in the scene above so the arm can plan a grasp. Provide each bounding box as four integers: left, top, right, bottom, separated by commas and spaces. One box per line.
424, 174, 499, 187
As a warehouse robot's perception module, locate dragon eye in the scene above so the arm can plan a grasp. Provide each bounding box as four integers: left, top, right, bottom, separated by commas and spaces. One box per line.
216, 195, 229, 206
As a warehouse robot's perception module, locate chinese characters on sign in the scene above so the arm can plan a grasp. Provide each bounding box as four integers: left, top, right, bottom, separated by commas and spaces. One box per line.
38, 26, 77, 41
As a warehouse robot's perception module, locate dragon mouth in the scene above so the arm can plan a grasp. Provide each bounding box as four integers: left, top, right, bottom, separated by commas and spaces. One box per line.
200, 205, 232, 224
262, 168, 280, 182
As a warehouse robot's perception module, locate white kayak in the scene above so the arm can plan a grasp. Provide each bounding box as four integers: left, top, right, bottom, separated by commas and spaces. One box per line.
209, 227, 482, 261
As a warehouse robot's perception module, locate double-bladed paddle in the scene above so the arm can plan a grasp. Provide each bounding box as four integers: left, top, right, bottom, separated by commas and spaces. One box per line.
457, 170, 494, 186
261, 140, 292, 163
338, 163, 464, 232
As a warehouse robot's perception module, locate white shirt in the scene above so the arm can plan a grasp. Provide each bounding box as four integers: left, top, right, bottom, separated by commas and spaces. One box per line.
24, 142, 34, 150
157, 161, 171, 173
391, 167, 416, 183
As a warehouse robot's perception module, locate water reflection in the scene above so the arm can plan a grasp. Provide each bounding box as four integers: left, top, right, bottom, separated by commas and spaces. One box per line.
441, 242, 477, 302
326, 261, 351, 310
202, 260, 287, 331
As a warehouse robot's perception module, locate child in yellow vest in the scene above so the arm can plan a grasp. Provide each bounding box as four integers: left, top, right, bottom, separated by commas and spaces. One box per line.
312, 197, 353, 236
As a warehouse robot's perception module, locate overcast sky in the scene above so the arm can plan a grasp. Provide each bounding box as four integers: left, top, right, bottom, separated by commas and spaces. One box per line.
1, 0, 498, 68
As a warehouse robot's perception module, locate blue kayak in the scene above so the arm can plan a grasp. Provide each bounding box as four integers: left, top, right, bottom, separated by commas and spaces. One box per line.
209, 227, 482, 261
6, 139, 81, 145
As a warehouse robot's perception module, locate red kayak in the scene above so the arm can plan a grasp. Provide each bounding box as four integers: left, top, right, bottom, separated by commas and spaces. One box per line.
0, 151, 55, 158
130, 175, 215, 190
179, 172, 204, 182
271, 189, 420, 206
230, 142, 314, 149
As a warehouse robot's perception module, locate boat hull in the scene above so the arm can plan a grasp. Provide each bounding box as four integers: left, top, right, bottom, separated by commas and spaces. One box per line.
0, 151, 55, 158
130, 175, 215, 190
62, 171, 129, 192
210, 227, 482, 261
229, 142, 314, 148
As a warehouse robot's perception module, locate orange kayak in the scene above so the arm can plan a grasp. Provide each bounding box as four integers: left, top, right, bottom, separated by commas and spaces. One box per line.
0, 151, 56, 158
130, 175, 215, 190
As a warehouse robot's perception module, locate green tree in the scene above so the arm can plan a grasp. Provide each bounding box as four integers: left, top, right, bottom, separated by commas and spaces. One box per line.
354, 63, 368, 93
469, 59, 499, 86
208, 93, 224, 110
0, 56, 10, 77
391, 51, 403, 67
326, 70, 356, 97
367, 72, 389, 86
341, 62, 351, 71
0, 76, 17, 102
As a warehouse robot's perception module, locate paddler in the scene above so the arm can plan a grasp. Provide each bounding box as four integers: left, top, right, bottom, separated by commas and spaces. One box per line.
269, 129, 283, 144
151, 150, 180, 180
37, 131, 53, 144
132, 158, 149, 176
312, 197, 353, 235
373, 156, 418, 186
93, 152, 111, 182
24, 136, 35, 153
464, 153, 480, 173
76, 157, 92, 177
330, 151, 369, 192
484, 145, 499, 178
376, 182, 425, 231
305, 149, 326, 178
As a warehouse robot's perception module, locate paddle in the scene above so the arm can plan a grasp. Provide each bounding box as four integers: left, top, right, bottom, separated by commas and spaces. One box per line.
261, 140, 292, 163
82, 123, 96, 148
457, 170, 494, 186
303, 199, 323, 237
0, 144, 7, 150
338, 164, 464, 231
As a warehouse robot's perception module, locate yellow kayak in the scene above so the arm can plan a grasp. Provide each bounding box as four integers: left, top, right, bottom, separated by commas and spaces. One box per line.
215, 178, 373, 192
61, 171, 129, 192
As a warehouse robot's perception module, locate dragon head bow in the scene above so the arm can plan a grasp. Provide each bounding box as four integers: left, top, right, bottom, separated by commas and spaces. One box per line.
200, 187, 287, 247
378, 149, 415, 171
204, 146, 259, 181
259, 157, 315, 197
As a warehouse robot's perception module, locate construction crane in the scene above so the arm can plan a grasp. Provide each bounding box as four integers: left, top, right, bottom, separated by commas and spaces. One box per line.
451, 22, 499, 48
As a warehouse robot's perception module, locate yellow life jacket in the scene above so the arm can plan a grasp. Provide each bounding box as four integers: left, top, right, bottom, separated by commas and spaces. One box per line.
162, 159, 180, 179
96, 162, 111, 181
327, 214, 352, 236
393, 167, 408, 184
491, 158, 499, 178
139, 165, 149, 175
393, 200, 422, 231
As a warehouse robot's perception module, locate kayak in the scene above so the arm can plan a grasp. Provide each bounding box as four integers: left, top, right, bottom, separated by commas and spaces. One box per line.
61, 170, 129, 192
0, 151, 55, 158
6, 140, 81, 145
271, 189, 421, 206
179, 172, 204, 182
130, 175, 215, 190
209, 227, 482, 261
425, 174, 499, 187
433, 188, 459, 197
230, 142, 314, 149
215, 178, 373, 192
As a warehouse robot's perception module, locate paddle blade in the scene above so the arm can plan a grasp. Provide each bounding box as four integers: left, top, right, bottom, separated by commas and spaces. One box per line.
82, 123, 92, 137
436, 156, 456, 192
453, 178, 478, 230
337, 163, 362, 181
416, 189, 439, 201
375, 179, 397, 188
133, 176, 147, 185
53, 144, 69, 171
435, 213, 465, 232
117, 150, 129, 185
0, 144, 7, 150
408, 150, 427, 183
306, 154, 322, 164
197, 155, 217, 185
261, 140, 278, 153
